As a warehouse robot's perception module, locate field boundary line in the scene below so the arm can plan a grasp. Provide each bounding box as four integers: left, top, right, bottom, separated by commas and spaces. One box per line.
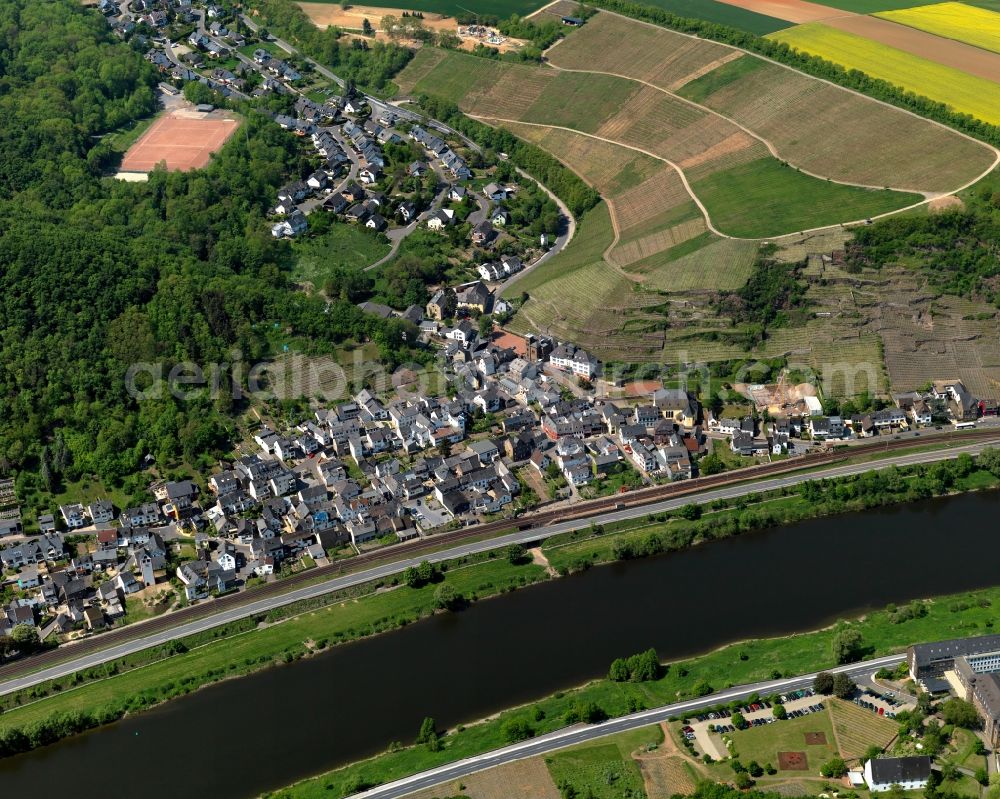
473, 115, 731, 238
471, 115, 947, 241
543, 61, 938, 197
582, 7, 1000, 181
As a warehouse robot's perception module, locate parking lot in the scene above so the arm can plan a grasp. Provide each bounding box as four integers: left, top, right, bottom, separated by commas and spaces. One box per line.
405, 497, 451, 531
682, 689, 824, 760
852, 687, 910, 719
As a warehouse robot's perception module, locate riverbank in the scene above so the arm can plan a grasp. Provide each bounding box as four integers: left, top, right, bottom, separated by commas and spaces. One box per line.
269, 578, 1000, 798
0, 452, 998, 771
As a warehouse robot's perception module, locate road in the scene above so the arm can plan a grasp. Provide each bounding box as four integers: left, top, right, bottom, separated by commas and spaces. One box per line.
0, 436, 995, 697
349, 653, 908, 799
240, 14, 344, 86
498, 164, 576, 296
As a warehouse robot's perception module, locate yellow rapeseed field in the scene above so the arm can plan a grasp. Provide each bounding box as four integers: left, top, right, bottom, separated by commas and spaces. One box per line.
768, 22, 1000, 125
875, 2, 1000, 55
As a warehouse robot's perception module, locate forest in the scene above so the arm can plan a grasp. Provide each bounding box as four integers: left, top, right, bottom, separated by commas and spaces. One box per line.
0, 0, 419, 511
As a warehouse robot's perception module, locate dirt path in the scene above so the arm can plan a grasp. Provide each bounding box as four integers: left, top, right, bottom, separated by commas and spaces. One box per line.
529, 547, 559, 577
590, 6, 1000, 179
542, 47, 940, 197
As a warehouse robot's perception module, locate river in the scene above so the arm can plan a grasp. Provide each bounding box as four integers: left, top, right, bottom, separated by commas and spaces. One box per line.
2, 489, 999, 797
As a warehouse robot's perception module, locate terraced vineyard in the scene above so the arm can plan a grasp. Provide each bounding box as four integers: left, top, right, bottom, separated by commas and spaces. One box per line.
398, 41, 948, 239
395, 12, 1000, 388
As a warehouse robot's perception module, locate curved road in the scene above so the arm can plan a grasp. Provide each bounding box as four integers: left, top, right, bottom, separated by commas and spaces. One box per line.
350, 653, 907, 799
0, 437, 994, 697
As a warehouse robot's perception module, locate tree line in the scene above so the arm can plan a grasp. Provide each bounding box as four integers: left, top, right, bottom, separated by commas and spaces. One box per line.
415, 94, 601, 217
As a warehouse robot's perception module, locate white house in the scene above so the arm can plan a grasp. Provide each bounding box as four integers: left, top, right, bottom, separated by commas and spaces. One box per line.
863, 757, 931, 793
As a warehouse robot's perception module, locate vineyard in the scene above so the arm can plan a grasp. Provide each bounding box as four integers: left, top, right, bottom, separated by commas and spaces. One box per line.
543, 12, 995, 191
690, 158, 920, 238
546, 11, 736, 88
828, 698, 898, 761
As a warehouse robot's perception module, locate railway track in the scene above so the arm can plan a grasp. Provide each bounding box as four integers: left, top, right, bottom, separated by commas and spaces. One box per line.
0, 428, 994, 682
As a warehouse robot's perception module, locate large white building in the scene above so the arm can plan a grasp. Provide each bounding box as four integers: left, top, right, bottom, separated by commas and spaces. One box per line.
863, 757, 931, 792
549, 343, 598, 379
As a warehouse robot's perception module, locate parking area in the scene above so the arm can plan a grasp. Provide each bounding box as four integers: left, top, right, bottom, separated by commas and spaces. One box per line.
681, 689, 826, 760
852, 687, 910, 719
404, 497, 451, 531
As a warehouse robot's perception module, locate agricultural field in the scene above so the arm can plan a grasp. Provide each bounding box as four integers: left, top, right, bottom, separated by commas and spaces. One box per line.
690, 158, 920, 238
767, 22, 1000, 124
618, 0, 793, 33
496, 122, 706, 265
398, 41, 946, 237
546, 12, 738, 88
875, 1, 1000, 54
549, 12, 996, 192
796, 0, 997, 11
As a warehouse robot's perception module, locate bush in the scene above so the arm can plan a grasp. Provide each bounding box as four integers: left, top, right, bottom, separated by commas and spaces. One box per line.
821, 757, 848, 778
501, 718, 534, 742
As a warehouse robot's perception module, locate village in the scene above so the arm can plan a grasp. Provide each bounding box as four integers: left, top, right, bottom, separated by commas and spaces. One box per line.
0, 290, 994, 646
3, 0, 999, 659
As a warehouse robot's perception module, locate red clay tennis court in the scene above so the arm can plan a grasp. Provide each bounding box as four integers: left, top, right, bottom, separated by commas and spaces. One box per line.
120, 111, 240, 172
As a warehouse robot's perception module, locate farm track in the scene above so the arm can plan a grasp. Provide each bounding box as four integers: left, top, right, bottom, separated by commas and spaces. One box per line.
540, 54, 940, 198
473, 115, 935, 242
591, 6, 1000, 165
2, 429, 998, 683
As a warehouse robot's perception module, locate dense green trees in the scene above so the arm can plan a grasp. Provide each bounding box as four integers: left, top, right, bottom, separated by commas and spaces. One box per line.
848, 189, 1000, 301
244, 0, 410, 91
940, 698, 980, 729
715, 250, 808, 346
608, 648, 662, 682
813, 671, 834, 695
0, 0, 423, 506
832, 628, 864, 665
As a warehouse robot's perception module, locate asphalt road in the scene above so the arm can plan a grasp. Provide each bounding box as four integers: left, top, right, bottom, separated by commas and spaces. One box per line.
0, 439, 993, 697
350, 653, 908, 799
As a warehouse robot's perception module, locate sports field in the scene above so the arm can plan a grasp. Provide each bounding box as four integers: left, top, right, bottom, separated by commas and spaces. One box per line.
875, 1, 1000, 53
120, 109, 239, 172
768, 22, 1000, 124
